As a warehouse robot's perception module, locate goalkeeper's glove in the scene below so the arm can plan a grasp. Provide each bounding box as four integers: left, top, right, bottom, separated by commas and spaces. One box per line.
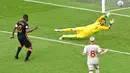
109, 19, 114, 27
110, 19, 114, 24
105, 12, 111, 17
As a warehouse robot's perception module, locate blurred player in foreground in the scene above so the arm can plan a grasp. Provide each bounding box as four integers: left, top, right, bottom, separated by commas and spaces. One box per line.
82, 37, 109, 73
10, 14, 38, 62
55, 13, 114, 40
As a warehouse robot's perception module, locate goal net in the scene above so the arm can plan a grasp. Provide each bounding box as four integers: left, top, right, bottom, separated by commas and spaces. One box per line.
74, 0, 130, 13
104, 0, 130, 12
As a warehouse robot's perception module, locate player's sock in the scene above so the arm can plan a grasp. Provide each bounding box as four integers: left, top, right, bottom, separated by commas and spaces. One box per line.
96, 69, 99, 73
61, 28, 76, 32
25, 49, 32, 61
89, 71, 93, 73
54, 29, 61, 32
15, 46, 22, 59
63, 34, 77, 38
59, 35, 77, 40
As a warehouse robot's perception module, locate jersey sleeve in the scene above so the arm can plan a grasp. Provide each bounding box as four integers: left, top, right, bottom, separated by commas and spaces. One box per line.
25, 24, 29, 29
15, 22, 20, 28
96, 15, 105, 22
97, 46, 102, 53
100, 26, 109, 30
83, 46, 88, 53
15, 24, 18, 28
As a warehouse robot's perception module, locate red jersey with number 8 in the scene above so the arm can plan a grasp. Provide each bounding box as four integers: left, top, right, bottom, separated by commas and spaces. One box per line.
83, 45, 102, 64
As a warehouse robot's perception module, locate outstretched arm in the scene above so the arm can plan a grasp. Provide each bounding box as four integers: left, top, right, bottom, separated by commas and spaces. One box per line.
100, 26, 110, 30
96, 12, 110, 22
10, 25, 17, 39
26, 26, 38, 33
100, 49, 109, 55
96, 15, 106, 22
101, 19, 114, 30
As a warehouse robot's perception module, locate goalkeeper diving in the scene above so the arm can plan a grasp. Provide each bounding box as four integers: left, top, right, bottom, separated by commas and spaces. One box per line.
55, 13, 114, 40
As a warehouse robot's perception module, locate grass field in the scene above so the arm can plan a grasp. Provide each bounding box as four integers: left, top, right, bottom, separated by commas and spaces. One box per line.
0, 0, 130, 73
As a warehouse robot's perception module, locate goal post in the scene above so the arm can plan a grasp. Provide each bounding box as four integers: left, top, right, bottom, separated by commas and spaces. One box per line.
102, 0, 106, 13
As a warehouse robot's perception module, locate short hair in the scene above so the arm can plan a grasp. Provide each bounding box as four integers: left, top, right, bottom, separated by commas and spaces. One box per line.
102, 18, 106, 24
102, 18, 106, 21
23, 14, 28, 20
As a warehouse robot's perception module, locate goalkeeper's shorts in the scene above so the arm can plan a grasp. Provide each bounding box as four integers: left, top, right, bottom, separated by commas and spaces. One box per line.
76, 33, 90, 38
75, 27, 88, 34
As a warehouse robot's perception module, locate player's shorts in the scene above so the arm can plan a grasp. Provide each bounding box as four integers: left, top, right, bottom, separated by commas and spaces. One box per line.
88, 64, 99, 70
17, 34, 31, 48
75, 26, 92, 38
75, 26, 87, 34
76, 34, 88, 38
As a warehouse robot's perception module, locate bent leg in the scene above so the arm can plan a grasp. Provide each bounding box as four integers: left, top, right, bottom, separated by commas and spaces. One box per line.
24, 37, 32, 62
76, 34, 86, 38
59, 34, 87, 40
89, 71, 94, 73
15, 36, 24, 59
55, 28, 76, 32
15, 45, 23, 59
25, 47, 32, 62
59, 34, 77, 40
95, 64, 99, 73
88, 64, 94, 73
96, 69, 99, 73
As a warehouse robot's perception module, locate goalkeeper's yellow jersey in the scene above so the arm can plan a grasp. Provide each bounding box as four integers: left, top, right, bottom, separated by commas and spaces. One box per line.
92, 24, 109, 33
82, 15, 109, 35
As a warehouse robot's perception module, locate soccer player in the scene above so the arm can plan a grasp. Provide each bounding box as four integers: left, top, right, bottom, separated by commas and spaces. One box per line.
82, 37, 109, 73
10, 14, 38, 62
55, 13, 114, 40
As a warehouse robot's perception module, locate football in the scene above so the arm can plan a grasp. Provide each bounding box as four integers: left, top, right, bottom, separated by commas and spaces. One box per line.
117, 0, 124, 7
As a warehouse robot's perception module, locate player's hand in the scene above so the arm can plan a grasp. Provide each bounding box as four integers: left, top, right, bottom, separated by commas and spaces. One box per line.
105, 12, 110, 17
10, 36, 14, 39
105, 49, 109, 52
34, 26, 38, 30
110, 19, 114, 24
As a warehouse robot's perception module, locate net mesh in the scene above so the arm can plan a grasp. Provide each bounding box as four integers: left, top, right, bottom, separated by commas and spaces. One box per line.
106, 0, 130, 11
73, 0, 130, 12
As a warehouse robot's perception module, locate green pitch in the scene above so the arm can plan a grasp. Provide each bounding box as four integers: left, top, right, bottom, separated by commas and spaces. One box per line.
0, 0, 130, 73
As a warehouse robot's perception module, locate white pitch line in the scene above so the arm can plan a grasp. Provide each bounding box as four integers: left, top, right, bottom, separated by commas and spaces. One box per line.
0, 30, 130, 55
24, 0, 130, 18
111, 12, 130, 17
24, 0, 101, 13
109, 7, 130, 12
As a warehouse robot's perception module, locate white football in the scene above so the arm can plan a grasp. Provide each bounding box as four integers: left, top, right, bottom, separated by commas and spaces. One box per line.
117, 0, 124, 7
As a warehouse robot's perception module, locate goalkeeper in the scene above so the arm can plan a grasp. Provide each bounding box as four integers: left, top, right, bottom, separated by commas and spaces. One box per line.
55, 13, 114, 40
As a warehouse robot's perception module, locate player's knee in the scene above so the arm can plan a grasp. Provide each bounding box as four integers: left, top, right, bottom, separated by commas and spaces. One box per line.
72, 28, 76, 31
77, 35, 86, 38
89, 70, 94, 73
95, 67, 99, 69
28, 48, 32, 52
19, 45, 23, 48
29, 46, 32, 49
